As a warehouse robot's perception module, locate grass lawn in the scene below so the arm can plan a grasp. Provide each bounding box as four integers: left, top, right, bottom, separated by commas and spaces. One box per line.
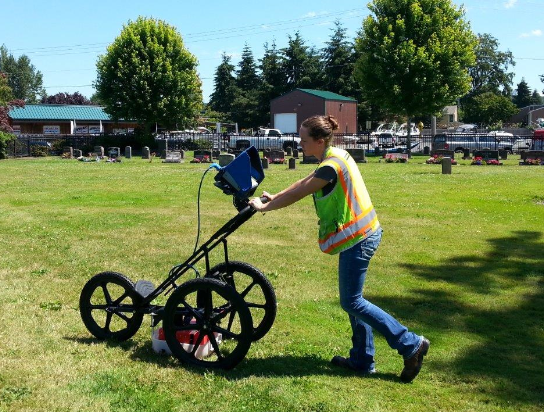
0, 154, 543, 412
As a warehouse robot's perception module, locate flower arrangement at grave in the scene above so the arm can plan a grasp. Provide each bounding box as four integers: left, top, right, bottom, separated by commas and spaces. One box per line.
384, 154, 408, 163
426, 154, 457, 165
191, 154, 211, 163
524, 157, 543, 165
471, 156, 502, 165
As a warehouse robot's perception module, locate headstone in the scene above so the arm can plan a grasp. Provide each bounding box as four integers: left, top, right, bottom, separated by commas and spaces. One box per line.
473, 149, 499, 161
462, 148, 470, 160
157, 139, 168, 159
218, 153, 235, 167
261, 157, 269, 169
293, 149, 299, 158
193, 150, 212, 162
63, 146, 73, 158
268, 150, 285, 164
346, 148, 367, 163
442, 157, 452, 174
286, 147, 293, 157
431, 149, 455, 158
142, 146, 150, 159
163, 151, 182, 163
108, 147, 121, 158
423, 146, 430, 155
302, 153, 319, 164
263, 148, 271, 159
289, 158, 296, 169
125, 146, 132, 158
499, 149, 508, 160
212, 150, 220, 159
179, 150, 185, 159
73, 149, 82, 158
94, 146, 104, 157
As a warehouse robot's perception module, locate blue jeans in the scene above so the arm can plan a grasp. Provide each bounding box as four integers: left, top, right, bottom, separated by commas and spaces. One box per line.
338, 228, 422, 372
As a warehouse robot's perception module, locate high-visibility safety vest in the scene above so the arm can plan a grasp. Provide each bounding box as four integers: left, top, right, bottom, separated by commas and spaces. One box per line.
313, 146, 380, 254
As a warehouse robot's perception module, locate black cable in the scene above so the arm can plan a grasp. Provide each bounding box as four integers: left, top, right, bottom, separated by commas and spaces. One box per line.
193, 165, 215, 254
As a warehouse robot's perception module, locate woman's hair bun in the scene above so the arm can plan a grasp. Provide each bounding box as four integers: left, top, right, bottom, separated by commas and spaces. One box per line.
326, 115, 339, 131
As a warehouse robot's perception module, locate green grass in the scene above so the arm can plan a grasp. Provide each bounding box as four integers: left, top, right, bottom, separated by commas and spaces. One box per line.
0, 154, 543, 412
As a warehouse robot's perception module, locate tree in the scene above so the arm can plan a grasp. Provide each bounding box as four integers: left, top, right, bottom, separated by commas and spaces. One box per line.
513, 78, 532, 108
462, 92, 518, 127
321, 21, 356, 97
230, 44, 261, 128
0, 72, 24, 159
281, 32, 323, 90
41, 92, 94, 105
257, 41, 286, 126
0, 45, 45, 103
531, 89, 542, 105
94, 17, 202, 134
354, 0, 476, 154
209, 53, 237, 115
468, 34, 515, 98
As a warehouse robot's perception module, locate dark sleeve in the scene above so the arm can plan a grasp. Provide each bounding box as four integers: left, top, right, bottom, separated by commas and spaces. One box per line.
314, 165, 337, 182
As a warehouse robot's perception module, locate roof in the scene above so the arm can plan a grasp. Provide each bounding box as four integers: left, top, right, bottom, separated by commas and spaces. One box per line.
9, 104, 112, 121
296, 89, 357, 102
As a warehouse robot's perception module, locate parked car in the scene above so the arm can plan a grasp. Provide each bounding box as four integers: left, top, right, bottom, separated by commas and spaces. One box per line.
433, 134, 515, 153
377, 132, 396, 148
225, 128, 301, 151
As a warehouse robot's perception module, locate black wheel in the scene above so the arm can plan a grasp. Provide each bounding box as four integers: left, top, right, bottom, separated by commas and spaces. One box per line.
79, 272, 144, 341
206, 261, 276, 341
163, 278, 252, 370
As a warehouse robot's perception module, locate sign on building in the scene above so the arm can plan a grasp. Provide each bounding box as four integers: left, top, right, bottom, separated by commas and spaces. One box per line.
43, 125, 60, 135
75, 126, 89, 134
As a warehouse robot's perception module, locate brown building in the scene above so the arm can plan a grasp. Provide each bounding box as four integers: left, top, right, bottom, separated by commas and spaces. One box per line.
270, 89, 357, 134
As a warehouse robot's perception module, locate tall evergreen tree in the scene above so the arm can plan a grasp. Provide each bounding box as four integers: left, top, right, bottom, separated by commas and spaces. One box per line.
236, 44, 260, 92
209, 53, 237, 114
281, 32, 322, 90
321, 21, 356, 97
531, 89, 542, 105
0, 45, 45, 103
258, 41, 285, 127
513, 78, 532, 108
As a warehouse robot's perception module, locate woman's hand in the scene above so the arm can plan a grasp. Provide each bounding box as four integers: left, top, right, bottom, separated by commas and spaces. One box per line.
249, 191, 275, 211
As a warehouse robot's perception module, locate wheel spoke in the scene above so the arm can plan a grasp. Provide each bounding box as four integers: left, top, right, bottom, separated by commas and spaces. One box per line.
207, 332, 223, 360
210, 305, 234, 323
190, 332, 206, 356
89, 304, 108, 310
246, 302, 267, 309
112, 290, 130, 305
239, 281, 257, 298
226, 310, 236, 332
101, 283, 112, 304
114, 311, 131, 324
179, 298, 203, 322
211, 324, 239, 340
104, 312, 113, 332
202, 290, 213, 319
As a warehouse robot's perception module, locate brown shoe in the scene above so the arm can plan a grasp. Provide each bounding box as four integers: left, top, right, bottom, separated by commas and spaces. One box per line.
400, 337, 430, 383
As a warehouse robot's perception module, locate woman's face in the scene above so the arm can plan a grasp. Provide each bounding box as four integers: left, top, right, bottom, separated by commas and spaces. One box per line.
299, 126, 325, 158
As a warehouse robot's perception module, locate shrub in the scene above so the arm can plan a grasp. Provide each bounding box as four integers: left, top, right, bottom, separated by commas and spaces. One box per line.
0, 131, 15, 159
30, 145, 49, 157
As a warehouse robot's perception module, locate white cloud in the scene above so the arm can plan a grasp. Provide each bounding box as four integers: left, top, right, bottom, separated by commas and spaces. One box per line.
302, 12, 317, 18
520, 29, 542, 38
504, 0, 517, 8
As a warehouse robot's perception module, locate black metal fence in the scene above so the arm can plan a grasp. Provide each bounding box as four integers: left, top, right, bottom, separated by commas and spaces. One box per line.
7, 132, 538, 158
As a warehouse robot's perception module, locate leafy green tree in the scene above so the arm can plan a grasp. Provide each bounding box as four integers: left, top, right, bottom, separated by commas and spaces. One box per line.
513, 78, 532, 108
281, 32, 323, 90
354, 0, 476, 153
462, 92, 518, 126
0, 72, 12, 105
0, 45, 45, 103
236, 44, 260, 92
94, 17, 202, 135
468, 34, 515, 98
209, 53, 237, 115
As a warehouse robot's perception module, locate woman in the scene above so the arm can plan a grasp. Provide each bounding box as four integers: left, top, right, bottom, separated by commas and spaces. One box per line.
249, 115, 429, 382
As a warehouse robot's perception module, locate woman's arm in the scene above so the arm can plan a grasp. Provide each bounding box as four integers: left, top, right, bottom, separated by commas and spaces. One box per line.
249, 172, 329, 212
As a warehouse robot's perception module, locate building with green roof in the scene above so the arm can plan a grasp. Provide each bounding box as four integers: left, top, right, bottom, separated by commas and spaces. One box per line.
9, 104, 137, 136
270, 89, 357, 133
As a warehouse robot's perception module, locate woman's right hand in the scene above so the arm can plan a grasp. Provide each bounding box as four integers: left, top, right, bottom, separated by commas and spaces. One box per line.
261, 191, 275, 202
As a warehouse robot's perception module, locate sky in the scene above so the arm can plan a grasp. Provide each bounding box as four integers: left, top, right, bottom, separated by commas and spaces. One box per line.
1, 0, 543, 103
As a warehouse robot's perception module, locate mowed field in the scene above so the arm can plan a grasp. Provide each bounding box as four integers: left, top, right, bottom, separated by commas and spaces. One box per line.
0, 154, 543, 412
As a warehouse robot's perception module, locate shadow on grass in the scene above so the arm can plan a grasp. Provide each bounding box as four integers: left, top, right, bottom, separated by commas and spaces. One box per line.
386, 230, 544, 406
